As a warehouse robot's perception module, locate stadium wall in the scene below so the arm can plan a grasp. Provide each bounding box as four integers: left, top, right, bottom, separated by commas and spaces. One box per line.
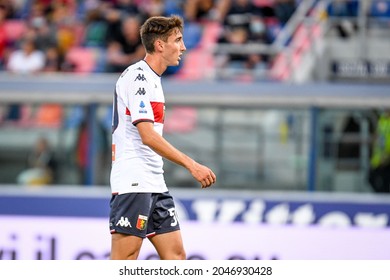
1, 74, 390, 191
0, 186, 389, 260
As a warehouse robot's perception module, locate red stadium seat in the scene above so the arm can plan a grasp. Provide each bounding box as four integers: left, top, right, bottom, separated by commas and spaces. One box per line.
199, 21, 222, 48
164, 107, 197, 134
65, 47, 96, 73
3, 20, 26, 43
253, 0, 275, 7
176, 21, 221, 80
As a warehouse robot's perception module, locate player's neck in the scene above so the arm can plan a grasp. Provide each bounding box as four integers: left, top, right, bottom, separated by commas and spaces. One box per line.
144, 54, 166, 76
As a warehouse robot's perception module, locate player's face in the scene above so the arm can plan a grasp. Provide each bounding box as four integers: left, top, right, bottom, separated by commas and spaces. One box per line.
162, 28, 186, 67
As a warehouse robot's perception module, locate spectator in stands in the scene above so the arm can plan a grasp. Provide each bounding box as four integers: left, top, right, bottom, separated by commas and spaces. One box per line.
0, 0, 16, 19
16, 137, 57, 186
217, 27, 250, 68
112, 0, 141, 16
273, 0, 297, 25
30, 15, 57, 51
184, 0, 216, 22
52, 3, 78, 56
220, 0, 262, 28
139, 0, 165, 18
20, 0, 77, 65
83, 7, 108, 48
28, 16, 63, 72
105, 15, 145, 73
215, 0, 267, 76
43, 45, 62, 71
182, 0, 232, 23
368, 110, 390, 193
7, 38, 45, 73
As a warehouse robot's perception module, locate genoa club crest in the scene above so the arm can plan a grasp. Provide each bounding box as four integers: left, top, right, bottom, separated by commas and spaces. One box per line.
136, 215, 148, 230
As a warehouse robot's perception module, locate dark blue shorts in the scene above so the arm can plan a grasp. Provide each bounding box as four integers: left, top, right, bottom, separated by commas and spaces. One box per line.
109, 192, 180, 238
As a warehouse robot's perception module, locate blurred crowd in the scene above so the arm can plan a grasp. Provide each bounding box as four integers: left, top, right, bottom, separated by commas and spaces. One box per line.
0, 0, 299, 186
0, 0, 298, 76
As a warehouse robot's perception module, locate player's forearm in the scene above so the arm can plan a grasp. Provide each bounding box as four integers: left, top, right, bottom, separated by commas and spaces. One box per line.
141, 131, 194, 170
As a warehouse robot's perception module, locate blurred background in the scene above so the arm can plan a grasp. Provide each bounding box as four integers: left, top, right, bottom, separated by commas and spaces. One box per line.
0, 0, 390, 260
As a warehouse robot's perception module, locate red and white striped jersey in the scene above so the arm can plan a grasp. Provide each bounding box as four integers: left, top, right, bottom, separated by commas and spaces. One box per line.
110, 60, 168, 194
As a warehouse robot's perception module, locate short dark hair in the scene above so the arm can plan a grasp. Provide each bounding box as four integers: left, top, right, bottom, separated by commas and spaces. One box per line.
140, 15, 184, 54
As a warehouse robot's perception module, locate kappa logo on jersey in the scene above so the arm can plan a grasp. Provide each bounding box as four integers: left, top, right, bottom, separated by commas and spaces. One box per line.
134, 73, 147, 82
116, 216, 132, 228
136, 215, 148, 230
136, 87, 146, 95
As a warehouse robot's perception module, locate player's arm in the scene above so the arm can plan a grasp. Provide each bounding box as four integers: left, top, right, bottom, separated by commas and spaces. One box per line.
136, 121, 216, 188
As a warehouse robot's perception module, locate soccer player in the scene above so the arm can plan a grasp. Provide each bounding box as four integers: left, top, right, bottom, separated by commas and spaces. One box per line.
109, 15, 217, 260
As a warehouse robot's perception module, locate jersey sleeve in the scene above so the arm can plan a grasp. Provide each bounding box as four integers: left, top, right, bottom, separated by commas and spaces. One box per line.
126, 70, 154, 126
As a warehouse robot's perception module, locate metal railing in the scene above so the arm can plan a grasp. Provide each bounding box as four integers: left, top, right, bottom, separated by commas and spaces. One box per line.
206, 0, 324, 82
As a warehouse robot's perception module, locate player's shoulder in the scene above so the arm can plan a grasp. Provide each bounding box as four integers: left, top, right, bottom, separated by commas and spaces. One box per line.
119, 61, 151, 81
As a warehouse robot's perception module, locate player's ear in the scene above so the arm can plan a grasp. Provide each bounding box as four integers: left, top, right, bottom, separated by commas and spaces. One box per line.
154, 39, 164, 52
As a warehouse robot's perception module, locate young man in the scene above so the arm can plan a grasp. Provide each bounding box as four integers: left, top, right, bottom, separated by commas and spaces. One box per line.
109, 15, 217, 260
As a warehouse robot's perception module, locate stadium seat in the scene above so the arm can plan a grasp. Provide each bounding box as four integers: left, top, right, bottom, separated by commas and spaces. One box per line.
3, 20, 26, 44
199, 20, 222, 48
253, 0, 275, 7
176, 21, 221, 80
327, 0, 359, 17
183, 22, 202, 50
65, 47, 96, 73
370, 0, 390, 18
176, 48, 217, 80
34, 104, 63, 128
163, 107, 197, 134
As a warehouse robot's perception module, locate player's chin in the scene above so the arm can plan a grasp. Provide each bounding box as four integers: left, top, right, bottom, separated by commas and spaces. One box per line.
169, 61, 180, 67
176, 57, 183, 65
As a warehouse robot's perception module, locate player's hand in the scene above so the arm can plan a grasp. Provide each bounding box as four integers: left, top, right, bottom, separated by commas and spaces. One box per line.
189, 161, 216, 188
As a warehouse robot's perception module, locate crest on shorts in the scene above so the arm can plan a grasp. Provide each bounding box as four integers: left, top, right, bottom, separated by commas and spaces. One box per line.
136, 215, 148, 230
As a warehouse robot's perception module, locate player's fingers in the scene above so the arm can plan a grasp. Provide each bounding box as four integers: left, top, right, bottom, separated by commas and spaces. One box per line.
204, 171, 215, 185
204, 176, 215, 188
210, 171, 216, 183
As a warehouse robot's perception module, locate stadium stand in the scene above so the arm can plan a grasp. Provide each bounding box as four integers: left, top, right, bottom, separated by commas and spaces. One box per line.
0, 0, 299, 79
0, 0, 390, 192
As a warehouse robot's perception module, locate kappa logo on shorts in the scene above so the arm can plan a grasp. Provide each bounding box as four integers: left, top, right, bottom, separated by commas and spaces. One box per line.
116, 216, 132, 228
136, 215, 148, 230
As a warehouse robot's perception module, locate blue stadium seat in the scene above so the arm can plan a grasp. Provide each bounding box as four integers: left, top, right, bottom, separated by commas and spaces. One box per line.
370, 0, 390, 17
327, 0, 359, 17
